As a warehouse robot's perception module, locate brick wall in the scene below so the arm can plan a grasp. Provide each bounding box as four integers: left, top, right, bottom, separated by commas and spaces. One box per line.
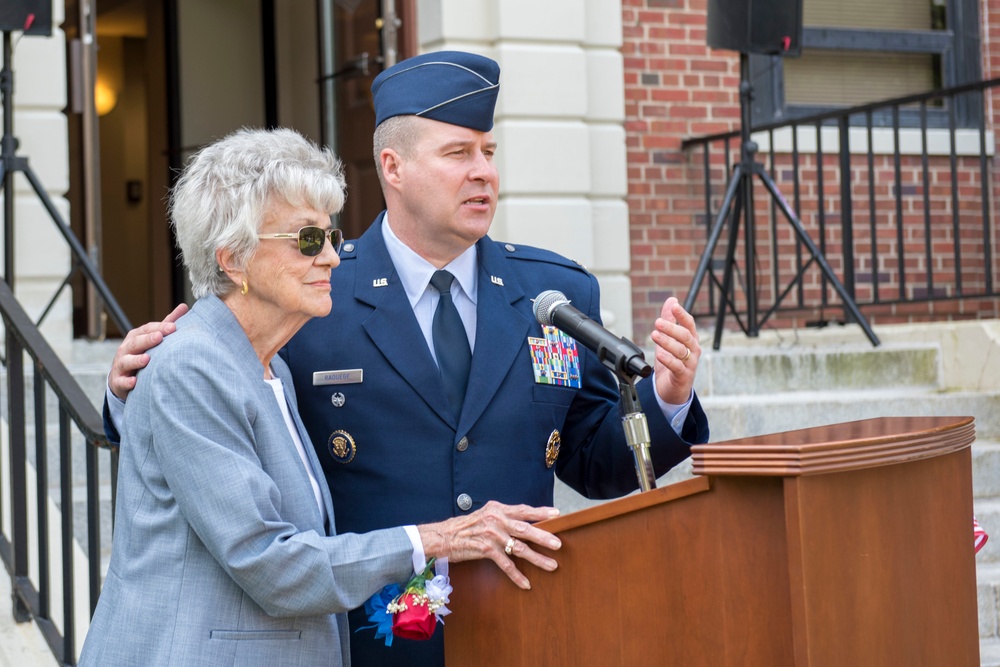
622, 0, 1000, 341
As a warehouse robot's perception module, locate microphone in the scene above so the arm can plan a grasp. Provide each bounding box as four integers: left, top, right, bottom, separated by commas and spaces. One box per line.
532, 290, 651, 379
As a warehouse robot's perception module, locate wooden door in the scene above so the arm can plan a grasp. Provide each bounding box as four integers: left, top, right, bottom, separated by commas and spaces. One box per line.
326, 0, 415, 239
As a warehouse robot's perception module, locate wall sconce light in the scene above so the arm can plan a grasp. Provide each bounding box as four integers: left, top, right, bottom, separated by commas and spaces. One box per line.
95, 76, 118, 116
95, 36, 123, 117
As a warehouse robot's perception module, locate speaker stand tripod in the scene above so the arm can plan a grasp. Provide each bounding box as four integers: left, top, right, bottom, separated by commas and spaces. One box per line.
682, 53, 880, 351
0, 30, 129, 327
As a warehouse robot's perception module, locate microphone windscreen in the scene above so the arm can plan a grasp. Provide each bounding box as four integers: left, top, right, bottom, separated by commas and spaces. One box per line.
532, 290, 568, 326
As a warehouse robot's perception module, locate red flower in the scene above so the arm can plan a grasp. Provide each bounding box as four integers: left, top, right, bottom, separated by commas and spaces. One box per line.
391, 593, 438, 640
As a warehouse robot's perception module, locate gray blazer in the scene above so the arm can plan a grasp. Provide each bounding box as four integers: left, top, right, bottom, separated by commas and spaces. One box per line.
80, 296, 414, 666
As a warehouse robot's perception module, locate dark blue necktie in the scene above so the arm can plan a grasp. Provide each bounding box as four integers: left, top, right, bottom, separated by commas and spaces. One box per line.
430, 270, 471, 417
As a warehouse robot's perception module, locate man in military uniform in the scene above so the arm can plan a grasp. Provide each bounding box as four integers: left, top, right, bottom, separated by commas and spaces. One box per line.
106, 51, 709, 667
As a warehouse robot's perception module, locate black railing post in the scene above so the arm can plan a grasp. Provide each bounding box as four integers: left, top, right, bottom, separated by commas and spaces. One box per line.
59, 408, 75, 664
920, 101, 933, 298
33, 363, 50, 621
838, 115, 856, 318
6, 334, 29, 623
893, 106, 906, 300
866, 112, 879, 303
948, 99, 962, 295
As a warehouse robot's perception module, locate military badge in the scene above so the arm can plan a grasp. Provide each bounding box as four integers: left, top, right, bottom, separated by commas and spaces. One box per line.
328, 429, 356, 464
529, 326, 582, 388
545, 429, 561, 468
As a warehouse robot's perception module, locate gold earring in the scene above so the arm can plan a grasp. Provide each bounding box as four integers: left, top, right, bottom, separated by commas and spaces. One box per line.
241, 280, 249, 295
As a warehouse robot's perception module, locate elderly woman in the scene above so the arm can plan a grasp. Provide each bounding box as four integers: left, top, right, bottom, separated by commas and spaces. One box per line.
79, 128, 560, 666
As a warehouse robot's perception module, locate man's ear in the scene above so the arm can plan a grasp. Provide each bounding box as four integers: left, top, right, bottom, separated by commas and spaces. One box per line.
380, 148, 403, 188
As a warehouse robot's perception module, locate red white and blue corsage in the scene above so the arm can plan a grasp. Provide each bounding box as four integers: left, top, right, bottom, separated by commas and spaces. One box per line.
359, 557, 452, 645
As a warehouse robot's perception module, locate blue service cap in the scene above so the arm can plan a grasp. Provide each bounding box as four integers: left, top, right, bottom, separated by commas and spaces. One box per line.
371, 51, 500, 132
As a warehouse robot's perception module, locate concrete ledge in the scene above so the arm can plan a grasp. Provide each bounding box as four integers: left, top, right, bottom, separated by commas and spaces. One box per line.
701, 319, 1000, 393
700, 390, 1000, 442
693, 343, 940, 396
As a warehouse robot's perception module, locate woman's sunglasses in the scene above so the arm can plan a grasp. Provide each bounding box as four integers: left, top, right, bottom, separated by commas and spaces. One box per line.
257, 226, 345, 257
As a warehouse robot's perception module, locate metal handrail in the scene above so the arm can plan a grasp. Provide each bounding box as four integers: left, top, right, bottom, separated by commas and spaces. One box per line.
681, 76, 1000, 149
0, 277, 115, 666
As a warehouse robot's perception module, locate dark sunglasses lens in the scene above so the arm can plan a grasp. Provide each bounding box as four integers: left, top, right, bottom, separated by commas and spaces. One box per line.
330, 229, 344, 253
298, 227, 324, 256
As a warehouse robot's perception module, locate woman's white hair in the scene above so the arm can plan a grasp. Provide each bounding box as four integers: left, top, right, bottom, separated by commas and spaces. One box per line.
170, 127, 346, 299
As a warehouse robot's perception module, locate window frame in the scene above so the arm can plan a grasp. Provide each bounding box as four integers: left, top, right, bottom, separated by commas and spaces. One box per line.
750, 0, 981, 128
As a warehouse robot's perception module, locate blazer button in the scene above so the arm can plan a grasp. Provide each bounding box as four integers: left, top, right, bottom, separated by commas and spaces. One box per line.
456, 436, 469, 452
456, 493, 473, 511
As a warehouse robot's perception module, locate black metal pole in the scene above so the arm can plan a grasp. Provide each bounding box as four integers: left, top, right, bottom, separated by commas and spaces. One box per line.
738, 54, 759, 337
3, 31, 14, 287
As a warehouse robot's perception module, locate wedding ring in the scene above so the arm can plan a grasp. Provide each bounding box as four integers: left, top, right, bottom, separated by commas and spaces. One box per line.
504, 537, 516, 556
681, 347, 692, 362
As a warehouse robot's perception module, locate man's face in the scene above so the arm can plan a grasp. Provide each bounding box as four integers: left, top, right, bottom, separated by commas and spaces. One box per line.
389, 117, 499, 265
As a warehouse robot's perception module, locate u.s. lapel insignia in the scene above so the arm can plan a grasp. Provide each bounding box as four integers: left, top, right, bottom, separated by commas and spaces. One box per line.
373, 278, 388, 288
328, 430, 356, 464
545, 429, 561, 468
529, 326, 582, 388
490, 275, 504, 286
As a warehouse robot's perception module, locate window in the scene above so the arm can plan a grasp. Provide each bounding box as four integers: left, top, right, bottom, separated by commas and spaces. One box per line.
750, 0, 981, 127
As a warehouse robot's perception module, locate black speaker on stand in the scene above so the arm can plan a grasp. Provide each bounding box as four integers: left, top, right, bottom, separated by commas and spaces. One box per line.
706, 0, 803, 57
683, 0, 880, 349
0, 0, 51, 36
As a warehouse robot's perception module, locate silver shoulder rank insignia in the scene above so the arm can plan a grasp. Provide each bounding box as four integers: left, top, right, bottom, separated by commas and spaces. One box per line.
490, 275, 504, 286
373, 278, 388, 287
328, 430, 356, 464
545, 429, 561, 468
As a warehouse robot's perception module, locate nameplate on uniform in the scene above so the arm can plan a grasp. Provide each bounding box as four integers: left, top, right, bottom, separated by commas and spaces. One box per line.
313, 369, 364, 386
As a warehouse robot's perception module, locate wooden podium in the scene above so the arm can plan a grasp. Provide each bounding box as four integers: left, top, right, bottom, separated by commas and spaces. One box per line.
444, 416, 981, 666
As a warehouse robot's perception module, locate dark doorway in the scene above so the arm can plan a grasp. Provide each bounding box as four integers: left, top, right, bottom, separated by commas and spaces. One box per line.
67, 0, 414, 335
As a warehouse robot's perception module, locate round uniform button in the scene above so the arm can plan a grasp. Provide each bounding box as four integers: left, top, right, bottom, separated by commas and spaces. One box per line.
456, 436, 469, 452
342, 242, 355, 253
456, 493, 473, 511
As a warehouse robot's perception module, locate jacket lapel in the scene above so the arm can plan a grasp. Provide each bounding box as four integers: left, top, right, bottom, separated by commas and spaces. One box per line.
284, 380, 337, 533
199, 297, 332, 532
356, 216, 456, 427
457, 238, 531, 433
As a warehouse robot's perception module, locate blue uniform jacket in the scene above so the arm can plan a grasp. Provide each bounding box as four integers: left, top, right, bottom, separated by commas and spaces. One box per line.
279, 214, 710, 667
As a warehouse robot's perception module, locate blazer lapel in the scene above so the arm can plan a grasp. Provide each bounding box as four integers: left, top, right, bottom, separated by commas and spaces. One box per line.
457, 238, 532, 432
198, 297, 332, 530
283, 380, 337, 533
356, 217, 456, 427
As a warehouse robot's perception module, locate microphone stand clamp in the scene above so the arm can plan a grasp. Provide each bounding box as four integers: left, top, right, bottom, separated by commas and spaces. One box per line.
610, 352, 657, 493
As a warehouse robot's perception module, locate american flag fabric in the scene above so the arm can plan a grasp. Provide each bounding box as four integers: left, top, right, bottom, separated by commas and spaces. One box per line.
975, 516, 989, 554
